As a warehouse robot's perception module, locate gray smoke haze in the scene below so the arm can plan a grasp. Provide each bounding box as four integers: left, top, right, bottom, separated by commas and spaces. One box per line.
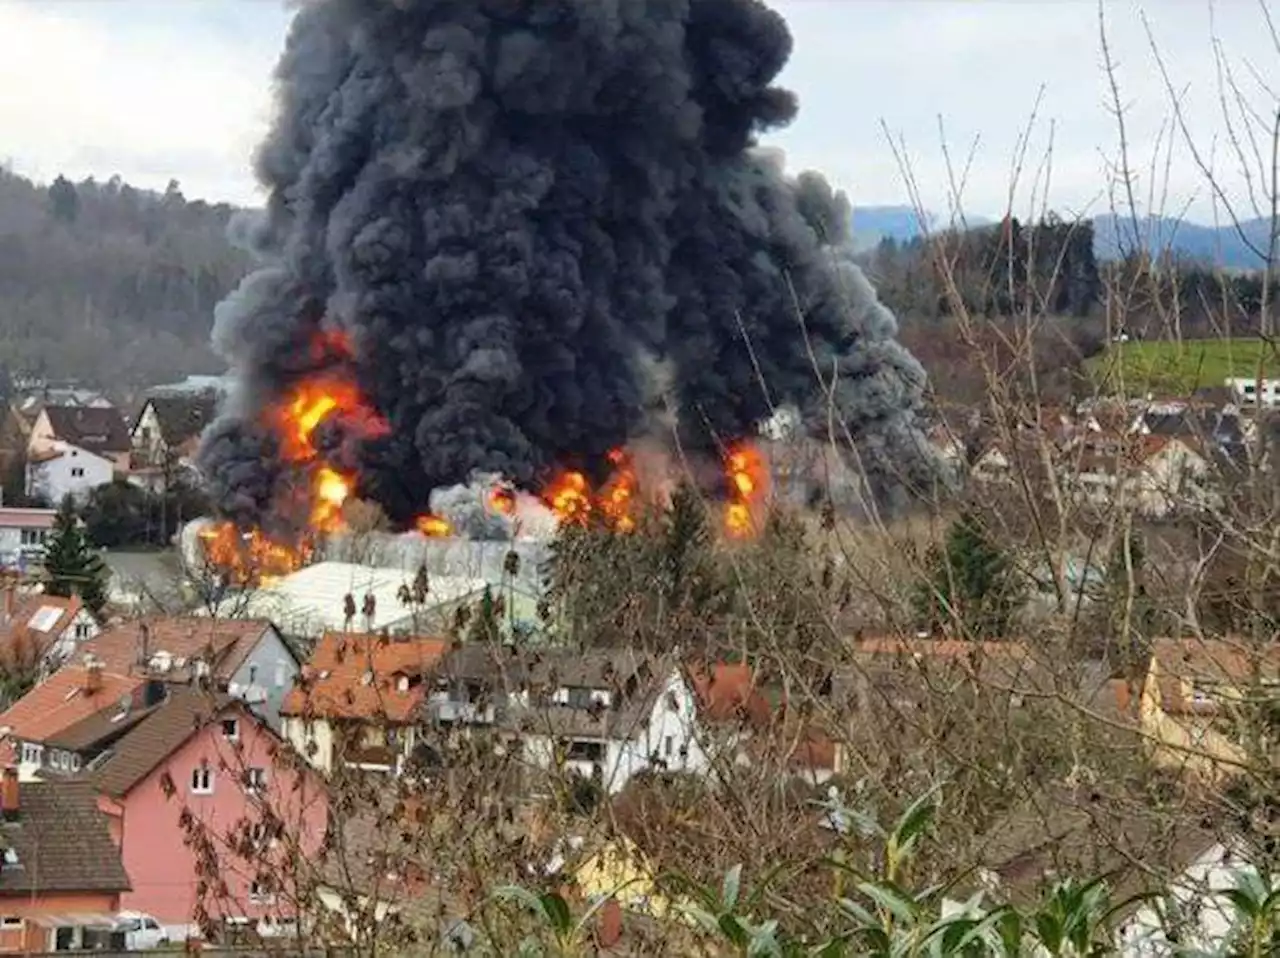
199, 0, 933, 530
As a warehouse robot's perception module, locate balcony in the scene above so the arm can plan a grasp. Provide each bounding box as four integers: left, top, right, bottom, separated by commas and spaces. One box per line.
425, 690, 501, 726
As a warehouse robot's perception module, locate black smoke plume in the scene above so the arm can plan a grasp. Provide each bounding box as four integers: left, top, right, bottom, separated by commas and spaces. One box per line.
200, 0, 933, 530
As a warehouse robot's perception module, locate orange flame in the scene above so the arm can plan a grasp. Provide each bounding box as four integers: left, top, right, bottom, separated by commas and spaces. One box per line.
198, 329, 391, 584
416, 515, 453, 537
488, 486, 516, 516
724, 442, 768, 539
545, 470, 592, 525
197, 523, 311, 587
598, 448, 637, 533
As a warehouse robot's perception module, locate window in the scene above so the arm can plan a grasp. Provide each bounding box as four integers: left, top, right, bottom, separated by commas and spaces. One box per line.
18, 529, 44, 546
244, 767, 267, 793
74, 621, 92, 640
19, 743, 42, 766
249, 879, 275, 903
70, 467, 84, 478
221, 718, 239, 741
248, 664, 258, 686
663, 736, 674, 757
0, 917, 21, 929
190, 764, 213, 794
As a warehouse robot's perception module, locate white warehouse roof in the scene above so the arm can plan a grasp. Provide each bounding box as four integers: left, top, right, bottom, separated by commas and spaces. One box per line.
198, 560, 487, 638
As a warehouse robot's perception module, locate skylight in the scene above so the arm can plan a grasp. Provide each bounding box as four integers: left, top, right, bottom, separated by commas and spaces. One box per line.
27, 607, 63, 632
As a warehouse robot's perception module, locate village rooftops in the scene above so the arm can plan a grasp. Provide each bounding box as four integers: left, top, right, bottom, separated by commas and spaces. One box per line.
77, 616, 277, 682
282, 631, 451, 723
0, 773, 131, 895
0, 592, 85, 669
1147, 637, 1280, 715
0, 666, 145, 744
89, 686, 239, 799
40, 405, 131, 455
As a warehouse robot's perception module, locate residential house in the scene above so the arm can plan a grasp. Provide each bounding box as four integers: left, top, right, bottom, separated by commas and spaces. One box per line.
84, 687, 328, 941
687, 661, 838, 784
198, 561, 488, 639
953, 780, 1271, 956
129, 394, 218, 492
0, 592, 99, 681
509, 649, 708, 795
1139, 638, 1280, 782
0, 662, 146, 780
1067, 433, 1214, 518
0, 767, 132, 952
1225, 376, 1280, 409
76, 617, 300, 731
0, 408, 31, 493
0, 507, 56, 571
281, 631, 450, 775
25, 405, 131, 503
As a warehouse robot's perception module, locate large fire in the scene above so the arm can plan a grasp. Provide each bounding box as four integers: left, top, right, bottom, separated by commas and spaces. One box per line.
723, 442, 769, 539
197, 332, 769, 583
197, 331, 390, 584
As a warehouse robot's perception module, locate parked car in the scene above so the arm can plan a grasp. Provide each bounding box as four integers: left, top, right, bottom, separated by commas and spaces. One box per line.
113, 912, 167, 950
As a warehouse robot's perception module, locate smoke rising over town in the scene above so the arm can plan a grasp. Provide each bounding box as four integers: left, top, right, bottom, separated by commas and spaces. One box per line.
198, 0, 931, 530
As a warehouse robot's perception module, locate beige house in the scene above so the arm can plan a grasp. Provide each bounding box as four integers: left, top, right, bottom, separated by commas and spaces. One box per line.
1139, 638, 1280, 782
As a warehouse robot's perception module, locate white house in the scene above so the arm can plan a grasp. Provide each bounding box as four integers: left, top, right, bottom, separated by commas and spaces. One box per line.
1225, 376, 1280, 409
1118, 843, 1277, 956
25, 445, 115, 504
25, 405, 131, 503
0, 507, 56, 571
510, 649, 709, 795
128, 394, 218, 492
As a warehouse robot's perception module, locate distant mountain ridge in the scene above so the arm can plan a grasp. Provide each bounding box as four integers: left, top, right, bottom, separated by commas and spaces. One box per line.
850, 204, 1272, 271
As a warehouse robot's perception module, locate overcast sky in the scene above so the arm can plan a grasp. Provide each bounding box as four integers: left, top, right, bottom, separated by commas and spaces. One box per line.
1, 0, 1274, 224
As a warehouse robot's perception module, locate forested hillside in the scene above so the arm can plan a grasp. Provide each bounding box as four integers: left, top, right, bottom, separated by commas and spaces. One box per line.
0, 168, 250, 392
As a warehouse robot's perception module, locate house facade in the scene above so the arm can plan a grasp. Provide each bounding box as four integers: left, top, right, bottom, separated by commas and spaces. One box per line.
0, 507, 55, 571
281, 632, 449, 775
129, 394, 218, 492
86, 690, 328, 940
76, 617, 301, 732
1138, 638, 1280, 782
25, 405, 130, 503
510, 651, 709, 796
0, 769, 131, 953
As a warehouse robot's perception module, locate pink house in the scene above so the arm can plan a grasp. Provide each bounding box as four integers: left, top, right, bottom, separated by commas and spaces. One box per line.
41, 685, 328, 940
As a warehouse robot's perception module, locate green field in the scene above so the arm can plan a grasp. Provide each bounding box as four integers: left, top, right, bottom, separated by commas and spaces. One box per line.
1087, 338, 1280, 395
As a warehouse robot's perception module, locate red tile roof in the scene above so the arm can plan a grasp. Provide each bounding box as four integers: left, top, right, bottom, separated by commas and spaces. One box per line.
0, 593, 82, 669
0, 508, 56, 531
0, 667, 144, 743
282, 632, 449, 723
687, 662, 773, 727
1149, 637, 1280, 715
77, 617, 275, 680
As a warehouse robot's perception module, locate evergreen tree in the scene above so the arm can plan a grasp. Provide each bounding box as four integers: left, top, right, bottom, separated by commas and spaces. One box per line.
43, 496, 110, 619
657, 481, 719, 613
466, 585, 504, 644
913, 513, 1023, 639
47, 175, 80, 224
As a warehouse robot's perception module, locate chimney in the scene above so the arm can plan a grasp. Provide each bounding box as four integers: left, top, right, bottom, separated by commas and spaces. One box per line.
1, 766, 18, 818
83, 657, 103, 695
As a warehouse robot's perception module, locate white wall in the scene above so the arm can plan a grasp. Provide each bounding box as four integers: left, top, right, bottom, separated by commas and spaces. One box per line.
1118, 844, 1264, 956
26, 444, 114, 503
282, 716, 336, 775
525, 669, 709, 795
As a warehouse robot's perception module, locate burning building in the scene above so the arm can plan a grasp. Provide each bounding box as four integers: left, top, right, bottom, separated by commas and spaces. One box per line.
194, 0, 935, 574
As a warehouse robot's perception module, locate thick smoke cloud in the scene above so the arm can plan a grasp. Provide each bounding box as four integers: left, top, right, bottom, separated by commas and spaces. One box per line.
200, 0, 933, 528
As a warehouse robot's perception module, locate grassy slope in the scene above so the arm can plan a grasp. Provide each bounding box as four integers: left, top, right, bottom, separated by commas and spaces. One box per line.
1086, 338, 1280, 394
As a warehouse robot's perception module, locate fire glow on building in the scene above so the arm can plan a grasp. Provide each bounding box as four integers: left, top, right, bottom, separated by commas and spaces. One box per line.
193, 0, 935, 584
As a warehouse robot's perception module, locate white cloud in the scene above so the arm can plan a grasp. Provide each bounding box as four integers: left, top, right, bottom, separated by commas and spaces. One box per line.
0, 0, 285, 203
0, 0, 1273, 222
